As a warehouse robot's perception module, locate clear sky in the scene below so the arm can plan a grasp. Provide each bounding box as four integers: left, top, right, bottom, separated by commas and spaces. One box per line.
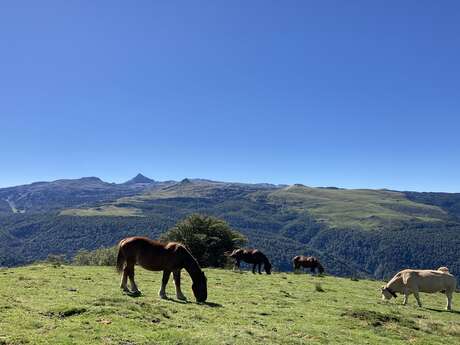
1, 1, 459, 191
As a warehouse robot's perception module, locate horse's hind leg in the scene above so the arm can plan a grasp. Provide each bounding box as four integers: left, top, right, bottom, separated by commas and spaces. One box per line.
252, 264, 256, 274
159, 270, 170, 299
173, 270, 186, 301
126, 264, 140, 294
120, 269, 129, 292
258, 263, 262, 274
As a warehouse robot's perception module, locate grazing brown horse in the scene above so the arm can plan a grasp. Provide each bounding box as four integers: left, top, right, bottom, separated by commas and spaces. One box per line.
116, 237, 207, 302
292, 255, 324, 274
227, 248, 272, 274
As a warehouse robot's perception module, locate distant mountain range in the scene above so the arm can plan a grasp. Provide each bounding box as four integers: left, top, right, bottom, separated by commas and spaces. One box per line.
1, 174, 459, 281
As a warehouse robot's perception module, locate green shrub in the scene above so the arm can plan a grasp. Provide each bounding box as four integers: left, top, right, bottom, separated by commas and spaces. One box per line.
72, 246, 117, 266
161, 214, 247, 267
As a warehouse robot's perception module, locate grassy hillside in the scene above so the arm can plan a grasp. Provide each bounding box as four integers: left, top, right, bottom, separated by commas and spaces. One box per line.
269, 185, 447, 230
1, 265, 459, 345
60, 182, 448, 231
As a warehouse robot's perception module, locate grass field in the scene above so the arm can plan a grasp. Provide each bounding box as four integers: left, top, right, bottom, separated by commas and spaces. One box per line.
60, 206, 143, 217
1, 265, 459, 345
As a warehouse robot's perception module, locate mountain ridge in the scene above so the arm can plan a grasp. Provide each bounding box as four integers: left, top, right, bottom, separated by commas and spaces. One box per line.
123, 173, 156, 185
1, 175, 459, 281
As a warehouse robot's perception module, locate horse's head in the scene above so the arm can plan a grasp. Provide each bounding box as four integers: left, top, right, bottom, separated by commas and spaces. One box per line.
380, 286, 397, 300
318, 264, 325, 274
192, 270, 207, 302
265, 262, 272, 275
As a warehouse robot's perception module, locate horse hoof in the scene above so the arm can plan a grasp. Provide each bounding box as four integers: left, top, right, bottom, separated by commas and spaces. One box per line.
177, 295, 187, 301
159, 294, 167, 300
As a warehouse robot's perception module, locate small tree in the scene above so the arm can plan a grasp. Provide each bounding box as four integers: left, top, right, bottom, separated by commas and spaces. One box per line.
161, 214, 247, 267
73, 247, 118, 266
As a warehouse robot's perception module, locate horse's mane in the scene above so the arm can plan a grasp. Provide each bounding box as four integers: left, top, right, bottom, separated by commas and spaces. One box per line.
170, 242, 203, 275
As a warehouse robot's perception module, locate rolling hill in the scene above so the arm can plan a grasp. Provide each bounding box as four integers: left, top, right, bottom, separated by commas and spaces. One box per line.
0, 175, 459, 281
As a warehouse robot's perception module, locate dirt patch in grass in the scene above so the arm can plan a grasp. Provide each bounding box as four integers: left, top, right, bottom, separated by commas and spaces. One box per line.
344, 309, 460, 338
343, 309, 418, 329
45, 307, 87, 318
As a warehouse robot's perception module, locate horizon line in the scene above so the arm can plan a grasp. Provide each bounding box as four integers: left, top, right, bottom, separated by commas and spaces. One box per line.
0, 174, 458, 194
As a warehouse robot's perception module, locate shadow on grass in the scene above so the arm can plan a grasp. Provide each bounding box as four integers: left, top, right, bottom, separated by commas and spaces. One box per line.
425, 307, 460, 315
163, 297, 189, 304
162, 298, 222, 307
231, 270, 247, 274
122, 291, 223, 308
202, 301, 223, 308
124, 291, 142, 298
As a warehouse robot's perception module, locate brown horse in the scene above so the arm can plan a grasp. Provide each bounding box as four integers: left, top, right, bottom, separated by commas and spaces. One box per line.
227, 248, 272, 274
292, 255, 324, 274
116, 237, 207, 302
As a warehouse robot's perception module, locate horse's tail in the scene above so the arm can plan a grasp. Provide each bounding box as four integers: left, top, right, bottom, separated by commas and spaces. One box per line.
116, 246, 125, 273
292, 256, 299, 270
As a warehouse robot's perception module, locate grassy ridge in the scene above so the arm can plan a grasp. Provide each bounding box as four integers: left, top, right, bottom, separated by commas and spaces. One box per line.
269, 186, 447, 230
1, 265, 459, 344
59, 183, 448, 231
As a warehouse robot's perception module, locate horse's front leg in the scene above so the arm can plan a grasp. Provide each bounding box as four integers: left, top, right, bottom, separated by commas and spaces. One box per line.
159, 270, 171, 299
173, 270, 186, 301
446, 291, 453, 311
414, 292, 422, 308
252, 264, 256, 274
402, 290, 409, 306
258, 263, 262, 274
234, 260, 240, 271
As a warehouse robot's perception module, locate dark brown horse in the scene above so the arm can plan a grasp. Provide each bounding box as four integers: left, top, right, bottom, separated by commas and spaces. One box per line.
116, 237, 207, 302
227, 248, 272, 274
292, 255, 324, 274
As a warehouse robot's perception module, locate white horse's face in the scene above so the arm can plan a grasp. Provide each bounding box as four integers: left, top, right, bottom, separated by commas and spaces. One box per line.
381, 286, 394, 300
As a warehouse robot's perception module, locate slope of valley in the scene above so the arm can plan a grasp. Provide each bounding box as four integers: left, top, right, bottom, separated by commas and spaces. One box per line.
0, 175, 459, 282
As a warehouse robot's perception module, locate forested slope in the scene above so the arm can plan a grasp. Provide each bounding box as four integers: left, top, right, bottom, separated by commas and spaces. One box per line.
1, 176, 459, 281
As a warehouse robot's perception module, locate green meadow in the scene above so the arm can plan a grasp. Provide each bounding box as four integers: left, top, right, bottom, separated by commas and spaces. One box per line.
0, 265, 459, 345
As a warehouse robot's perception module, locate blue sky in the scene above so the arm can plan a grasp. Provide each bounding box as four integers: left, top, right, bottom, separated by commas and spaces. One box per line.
1, 1, 459, 191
